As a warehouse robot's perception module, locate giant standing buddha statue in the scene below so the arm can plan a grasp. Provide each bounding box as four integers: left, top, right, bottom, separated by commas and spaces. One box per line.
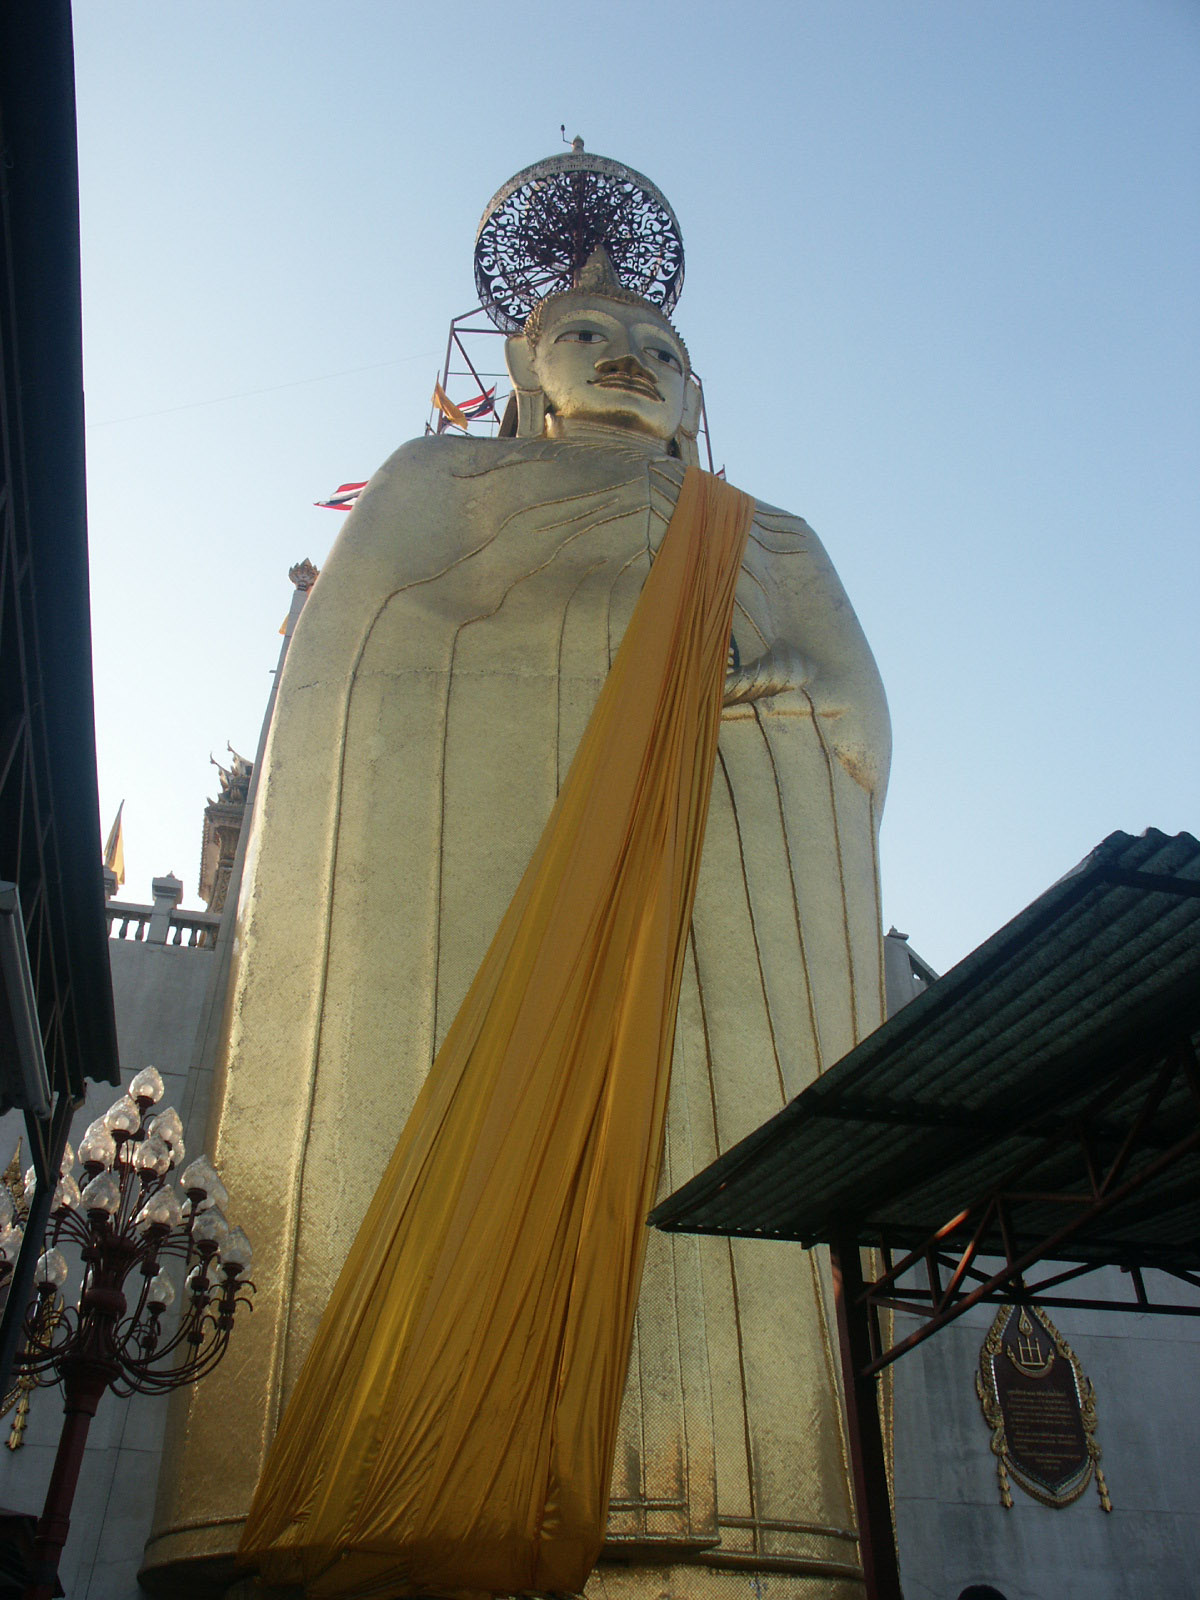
145, 146, 891, 1600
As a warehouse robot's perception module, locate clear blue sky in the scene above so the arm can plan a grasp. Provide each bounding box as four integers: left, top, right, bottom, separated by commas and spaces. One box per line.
74, 0, 1199, 974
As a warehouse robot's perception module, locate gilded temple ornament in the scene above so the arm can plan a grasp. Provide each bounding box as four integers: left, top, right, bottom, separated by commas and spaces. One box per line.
976, 1305, 1112, 1511
288, 558, 320, 591
0, 1143, 30, 1445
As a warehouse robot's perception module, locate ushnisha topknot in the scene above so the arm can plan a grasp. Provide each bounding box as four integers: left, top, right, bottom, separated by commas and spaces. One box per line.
523, 247, 692, 376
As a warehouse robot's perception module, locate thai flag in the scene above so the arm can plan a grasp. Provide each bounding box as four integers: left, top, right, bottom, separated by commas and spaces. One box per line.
315, 481, 368, 512
457, 386, 496, 421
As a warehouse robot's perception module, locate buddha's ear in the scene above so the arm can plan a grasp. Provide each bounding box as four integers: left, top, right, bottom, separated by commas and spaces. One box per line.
505, 335, 538, 390
504, 336, 547, 438
674, 375, 704, 467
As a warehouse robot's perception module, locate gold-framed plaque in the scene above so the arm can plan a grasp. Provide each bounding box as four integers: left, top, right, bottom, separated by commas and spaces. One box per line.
976, 1305, 1112, 1511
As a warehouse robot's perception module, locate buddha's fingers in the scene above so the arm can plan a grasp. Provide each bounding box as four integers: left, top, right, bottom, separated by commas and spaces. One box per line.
723, 642, 808, 705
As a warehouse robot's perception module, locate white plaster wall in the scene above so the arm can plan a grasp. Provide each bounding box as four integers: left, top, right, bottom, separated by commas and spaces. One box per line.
891, 1266, 1200, 1600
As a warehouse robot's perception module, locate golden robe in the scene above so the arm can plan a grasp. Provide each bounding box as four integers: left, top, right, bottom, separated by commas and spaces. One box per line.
238, 469, 754, 1598
145, 433, 889, 1600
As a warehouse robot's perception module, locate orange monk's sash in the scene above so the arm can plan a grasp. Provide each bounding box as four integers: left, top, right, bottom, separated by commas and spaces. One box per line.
239, 467, 754, 1599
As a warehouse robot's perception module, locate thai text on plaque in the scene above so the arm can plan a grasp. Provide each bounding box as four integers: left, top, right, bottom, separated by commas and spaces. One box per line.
976, 1305, 1112, 1511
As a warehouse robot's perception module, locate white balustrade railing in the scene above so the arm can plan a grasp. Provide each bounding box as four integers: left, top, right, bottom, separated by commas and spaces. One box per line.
105, 874, 221, 948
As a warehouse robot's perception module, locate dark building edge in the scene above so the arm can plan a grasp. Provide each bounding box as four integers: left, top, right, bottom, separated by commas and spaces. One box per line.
0, 0, 119, 1102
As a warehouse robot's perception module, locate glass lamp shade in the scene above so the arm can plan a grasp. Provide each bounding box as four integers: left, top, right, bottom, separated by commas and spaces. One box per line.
179, 1157, 229, 1211
52, 1174, 81, 1212
80, 1170, 121, 1214
103, 1096, 141, 1135
147, 1106, 184, 1149
147, 1270, 175, 1310
191, 1205, 231, 1251
129, 1066, 165, 1105
23, 1165, 36, 1197
185, 1262, 212, 1301
79, 1120, 117, 1170
135, 1186, 183, 1231
133, 1137, 173, 1177
0, 1187, 12, 1229
59, 1141, 75, 1175
220, 1226, 253, 1274
0, 1224, 23, 1264
35, 1248, 69, 1288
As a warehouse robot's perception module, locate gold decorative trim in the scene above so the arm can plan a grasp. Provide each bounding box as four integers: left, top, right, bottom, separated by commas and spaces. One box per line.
976, 1304, 1111, 1511
1, 1144, 64, 1449
1, 1143, 30, 1441
5, 1296, 63, 1449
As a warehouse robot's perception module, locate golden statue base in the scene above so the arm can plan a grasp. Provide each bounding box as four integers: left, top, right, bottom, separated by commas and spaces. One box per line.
145, 1556, 865, 1600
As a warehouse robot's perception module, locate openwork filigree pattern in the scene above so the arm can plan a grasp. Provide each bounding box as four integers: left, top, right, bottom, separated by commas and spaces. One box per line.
474, 152, 684, 333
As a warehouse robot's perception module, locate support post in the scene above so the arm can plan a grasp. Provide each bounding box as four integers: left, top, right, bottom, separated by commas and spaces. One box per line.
830, 1232, 903, 1600
146, 874, 183, 946
24, 1356, 112, 1600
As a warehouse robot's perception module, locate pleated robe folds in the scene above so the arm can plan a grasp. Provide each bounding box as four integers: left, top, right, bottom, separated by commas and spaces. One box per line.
238, 469, 754, 1598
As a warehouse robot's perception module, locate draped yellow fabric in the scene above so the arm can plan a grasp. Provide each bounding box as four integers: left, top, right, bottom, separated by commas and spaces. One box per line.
238, 466, 754, 1600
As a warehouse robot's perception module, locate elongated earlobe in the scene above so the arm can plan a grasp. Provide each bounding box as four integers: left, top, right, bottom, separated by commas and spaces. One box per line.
505, 335, 548, 439
674, 375, 703, 467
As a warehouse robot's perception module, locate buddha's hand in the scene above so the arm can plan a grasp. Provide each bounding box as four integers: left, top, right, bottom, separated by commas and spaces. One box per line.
723, 642, 809, 706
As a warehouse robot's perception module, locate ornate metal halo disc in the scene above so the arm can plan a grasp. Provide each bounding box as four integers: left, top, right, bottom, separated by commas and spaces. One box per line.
474, 150, 685, 334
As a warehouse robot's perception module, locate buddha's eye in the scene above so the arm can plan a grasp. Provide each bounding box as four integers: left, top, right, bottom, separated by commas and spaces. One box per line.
557, 328, 604, 344
648, 346, 682, 372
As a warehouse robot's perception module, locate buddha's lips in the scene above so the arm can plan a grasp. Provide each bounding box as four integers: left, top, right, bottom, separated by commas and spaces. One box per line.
590, 375, 663, 400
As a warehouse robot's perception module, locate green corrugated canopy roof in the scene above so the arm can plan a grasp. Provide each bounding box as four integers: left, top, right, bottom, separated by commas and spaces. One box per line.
651, 829, 1200, 1270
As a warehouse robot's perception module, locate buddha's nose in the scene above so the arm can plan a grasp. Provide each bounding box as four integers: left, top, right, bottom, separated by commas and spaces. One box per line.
595, 352, 659, 382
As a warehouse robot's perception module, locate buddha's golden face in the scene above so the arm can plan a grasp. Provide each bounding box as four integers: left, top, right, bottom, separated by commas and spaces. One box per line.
530, 294, 688, 439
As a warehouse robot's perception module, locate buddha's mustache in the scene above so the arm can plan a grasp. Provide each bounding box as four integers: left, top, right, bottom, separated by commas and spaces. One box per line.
589, 355, 663, 401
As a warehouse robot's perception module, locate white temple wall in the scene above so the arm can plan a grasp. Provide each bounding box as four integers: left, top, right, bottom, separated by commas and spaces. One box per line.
891, 1268, 1200, 1600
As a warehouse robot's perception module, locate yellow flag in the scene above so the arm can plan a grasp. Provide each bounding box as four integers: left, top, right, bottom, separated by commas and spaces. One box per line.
102, 802, 125, 889
431, 381, 470, 433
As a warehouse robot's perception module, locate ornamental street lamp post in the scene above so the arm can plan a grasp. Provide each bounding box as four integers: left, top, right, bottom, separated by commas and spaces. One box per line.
0, 1067, 253, 1600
